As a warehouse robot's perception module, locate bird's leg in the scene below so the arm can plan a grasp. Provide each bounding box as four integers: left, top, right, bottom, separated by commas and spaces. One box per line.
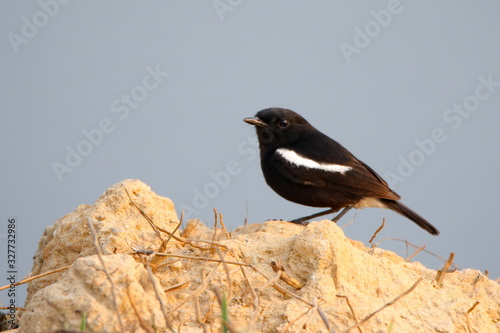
290, 208, 336, 225
331, 205, 354, 223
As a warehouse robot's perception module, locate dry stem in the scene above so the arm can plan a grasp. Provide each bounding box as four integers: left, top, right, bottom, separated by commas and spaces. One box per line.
466, 301, 480, 333
368, 218, 385, 244
343, 278, 423, 332
0, 265, 70, 291
86, 217, 125, 333
336, 295, 361, 333
271, 261, 303, 289
406, 244, 426, 262
435, 252, 455, 286
126, 287, 153, 333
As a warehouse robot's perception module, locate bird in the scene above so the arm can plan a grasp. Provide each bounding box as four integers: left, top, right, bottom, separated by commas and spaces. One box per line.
243, 107, 439, 235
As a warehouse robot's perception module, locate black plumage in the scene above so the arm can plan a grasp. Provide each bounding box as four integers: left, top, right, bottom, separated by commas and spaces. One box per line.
244, 107, 439, 235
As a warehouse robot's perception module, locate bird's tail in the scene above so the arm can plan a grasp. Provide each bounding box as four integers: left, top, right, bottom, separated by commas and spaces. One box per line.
380, 199, 440, 236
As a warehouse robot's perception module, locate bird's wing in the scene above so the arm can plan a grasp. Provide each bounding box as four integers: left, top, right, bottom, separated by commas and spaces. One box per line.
271, 151, 400, 201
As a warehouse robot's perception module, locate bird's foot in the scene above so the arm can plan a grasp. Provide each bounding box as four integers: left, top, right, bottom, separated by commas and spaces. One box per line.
331, 205, 354, 223
289, 208, 336, 225
289, 217, 310, 225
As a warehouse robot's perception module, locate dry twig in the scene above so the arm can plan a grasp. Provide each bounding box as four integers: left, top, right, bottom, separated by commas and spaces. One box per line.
168, 257, 224, 316
471, 270, 490, 286
271, 261, 303, 289
341, 213, 357, 229
215, 247, 233, 300
316, 298, 337, 333
164, 281, 190, 294
435, 252, 455, 286
280, 306, 313, 333
336, 295, 361, 333
301, 298, 318, 330
194, 292, 209, 333
124, 186, 162, 239
150, 216, 184, 270
343, 278, 423, 332
214, 208, 230, 239
0, 306, 24, 311
250, 265, 314, 307
405, 244, 426, 262
256, 269, 283, 292
126, 186, 223, 251
244, 201, 249, 226
466, 301, 480, 333
368, 218, 385, 244
0, 265, 70, 291
126, 287, 153, 333
145, 264, 174, 332
148, 253, 251, 267
239, 265, 260, 332
374, 237, 459, 270
86, 217, 125, 333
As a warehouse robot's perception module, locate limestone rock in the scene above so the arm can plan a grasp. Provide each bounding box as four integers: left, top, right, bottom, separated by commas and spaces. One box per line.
18, 179, 500, 332
165, 219, 500, 332
26, 179, 179, 304
20, 255, 168, 333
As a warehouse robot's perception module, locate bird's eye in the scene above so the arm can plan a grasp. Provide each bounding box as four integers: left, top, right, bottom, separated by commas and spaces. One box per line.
278, 119, 289, 128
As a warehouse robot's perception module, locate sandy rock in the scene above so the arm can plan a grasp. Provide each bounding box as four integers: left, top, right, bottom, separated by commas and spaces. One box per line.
18, 180, 500, 332
20, 255, 168, 333
170, 220, 500, 332
26, 179, 179, 304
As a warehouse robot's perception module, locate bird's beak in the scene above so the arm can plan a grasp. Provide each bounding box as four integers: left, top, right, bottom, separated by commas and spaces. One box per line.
244, 117, 266, 127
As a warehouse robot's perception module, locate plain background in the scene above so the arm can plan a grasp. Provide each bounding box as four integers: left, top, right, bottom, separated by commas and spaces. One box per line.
1, 1, 499, 307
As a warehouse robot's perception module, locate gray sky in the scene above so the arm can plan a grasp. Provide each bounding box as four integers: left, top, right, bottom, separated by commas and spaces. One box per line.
1, 1, 499, 307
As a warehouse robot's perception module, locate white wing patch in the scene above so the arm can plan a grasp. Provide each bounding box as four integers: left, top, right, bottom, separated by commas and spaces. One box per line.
276, 148, 352, 174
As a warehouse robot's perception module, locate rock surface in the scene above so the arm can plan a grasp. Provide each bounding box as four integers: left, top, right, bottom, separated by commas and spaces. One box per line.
25, 179, 179, 305
19, 180, 500, 333
21, 255, 168, 333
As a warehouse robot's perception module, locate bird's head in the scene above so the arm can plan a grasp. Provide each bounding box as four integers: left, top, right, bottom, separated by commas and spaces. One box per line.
244, 108, 311, 150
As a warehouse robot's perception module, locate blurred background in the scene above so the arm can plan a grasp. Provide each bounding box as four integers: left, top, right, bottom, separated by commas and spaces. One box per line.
1, 1, 499, 306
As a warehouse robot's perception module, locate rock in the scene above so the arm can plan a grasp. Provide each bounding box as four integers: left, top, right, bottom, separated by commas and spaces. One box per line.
18, 180, 500, 332
25, 179, 179, 304
20, 255, 168, 333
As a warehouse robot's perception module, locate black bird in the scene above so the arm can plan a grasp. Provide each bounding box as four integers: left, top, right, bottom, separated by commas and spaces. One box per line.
244, 107, 439, 235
